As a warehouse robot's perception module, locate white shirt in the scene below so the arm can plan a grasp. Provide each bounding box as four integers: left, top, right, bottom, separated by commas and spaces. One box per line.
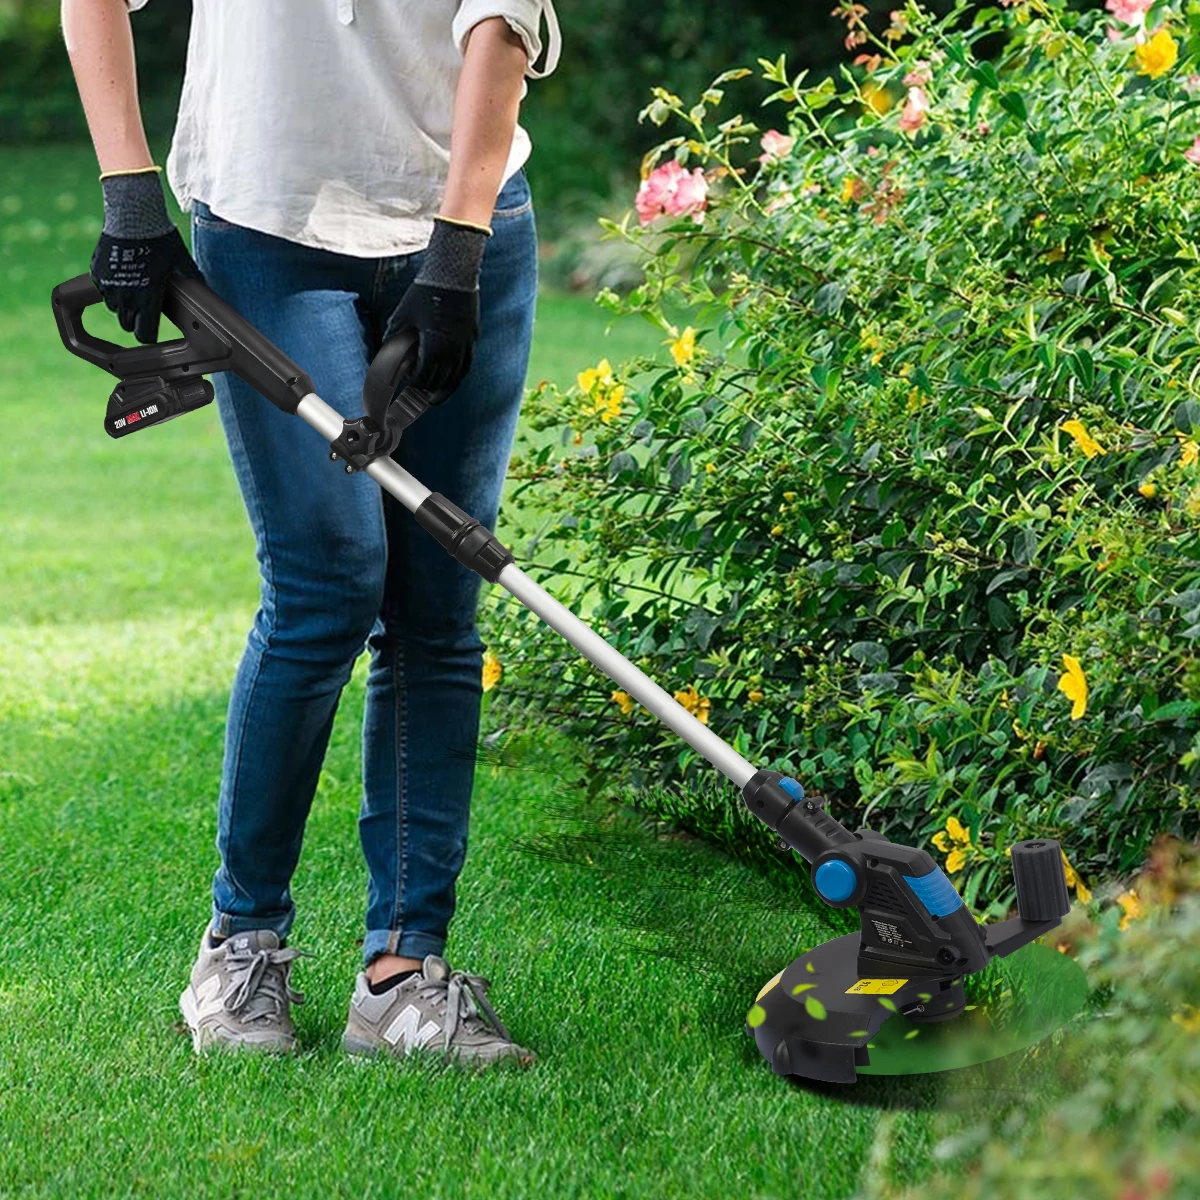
128, 0, 560, 257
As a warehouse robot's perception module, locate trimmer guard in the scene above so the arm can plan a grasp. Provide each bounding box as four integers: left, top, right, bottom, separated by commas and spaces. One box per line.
749, 933, 968, 1084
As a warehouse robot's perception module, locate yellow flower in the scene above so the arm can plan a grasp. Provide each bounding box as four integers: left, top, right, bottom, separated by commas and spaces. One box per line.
770, 524, 784, 537
674, 685, 712, 725
747, 688, 765, 704
1171, 1004, 1200, 1034
840, 176, 861, 203
1139, 480, 1158, 498
668, 326, 697, 368
1180, 437, 1199, 468
1116, 888, 1143, 932
935, 815, 972, 873
862, 83, 893, 116
1060, 852, 1091, 903
595, 384, 626, 424
576, 355, 627, 426
1057, 654, 1088, 720
481, 651, 502, 693
1135, 28, 1178, 80
705, 462, 717, 474
577, 358, 615, 393
611, 689, 635, 715
1060, 419, 1106, 459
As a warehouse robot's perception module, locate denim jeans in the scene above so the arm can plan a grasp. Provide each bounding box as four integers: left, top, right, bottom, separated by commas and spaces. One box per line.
190, 170, 537, 965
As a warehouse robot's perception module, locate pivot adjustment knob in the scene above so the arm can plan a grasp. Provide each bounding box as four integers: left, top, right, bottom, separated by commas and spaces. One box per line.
814, 858, 859, 905
1010, 839, 1070, 922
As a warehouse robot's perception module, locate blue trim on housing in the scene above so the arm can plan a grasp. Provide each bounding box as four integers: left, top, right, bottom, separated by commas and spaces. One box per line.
902, 868, 964, 918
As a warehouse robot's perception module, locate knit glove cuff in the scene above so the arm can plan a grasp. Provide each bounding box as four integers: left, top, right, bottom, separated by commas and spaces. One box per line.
414, 217, 490, 293
100, 168, 175, 240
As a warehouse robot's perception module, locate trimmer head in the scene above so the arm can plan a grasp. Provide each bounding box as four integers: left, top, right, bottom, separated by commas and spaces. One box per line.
749, 936, 1089, 1083
748, 933, 965, 1083
740, 771, 1076, 1083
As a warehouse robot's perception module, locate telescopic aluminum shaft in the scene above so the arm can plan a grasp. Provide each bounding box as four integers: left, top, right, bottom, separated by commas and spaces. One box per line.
296, 392, 758, 789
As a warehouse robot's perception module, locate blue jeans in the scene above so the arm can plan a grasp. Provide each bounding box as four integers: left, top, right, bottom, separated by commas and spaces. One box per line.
190, 170, 537, 965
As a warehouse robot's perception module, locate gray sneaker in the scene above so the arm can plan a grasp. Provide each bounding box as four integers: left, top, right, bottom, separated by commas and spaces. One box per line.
179, 927, 305, 1054
343, 955, 535, 1068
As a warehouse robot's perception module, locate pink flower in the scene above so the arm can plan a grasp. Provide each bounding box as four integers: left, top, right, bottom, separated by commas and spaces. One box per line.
1105, 0, 1152, 25
1185, 74, 1200, 94
898, 85, 929, 133
635, 160, 708, 226
1185, 136, 1200, 165
758, 129, 795, 164
903, 60, 932, 88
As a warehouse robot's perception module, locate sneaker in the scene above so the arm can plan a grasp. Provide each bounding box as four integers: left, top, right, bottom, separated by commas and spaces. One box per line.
179, 927, 306, 1054
342, 954, 535, 1068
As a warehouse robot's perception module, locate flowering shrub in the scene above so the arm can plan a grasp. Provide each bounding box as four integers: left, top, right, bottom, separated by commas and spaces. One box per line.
890, 839, 1200, 1200
487, 0, 1200, 902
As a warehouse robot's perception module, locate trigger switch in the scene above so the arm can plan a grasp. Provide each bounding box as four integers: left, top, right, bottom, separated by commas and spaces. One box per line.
779, 777, 805, 802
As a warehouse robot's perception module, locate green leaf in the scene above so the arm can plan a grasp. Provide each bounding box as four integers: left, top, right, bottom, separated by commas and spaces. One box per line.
1145, 701, 1200, 722
971, 62, 1000, 89
999, 91, 1028, 122
1174, 400, 1200, 435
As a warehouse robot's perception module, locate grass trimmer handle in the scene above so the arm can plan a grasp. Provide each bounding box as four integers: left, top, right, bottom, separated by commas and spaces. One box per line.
52, 273, 314, 436
336, 329, 443, 472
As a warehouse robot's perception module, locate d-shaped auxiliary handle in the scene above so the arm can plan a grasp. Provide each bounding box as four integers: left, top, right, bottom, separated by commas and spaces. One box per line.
51, 273, 315, 437
328, 330, 445, 474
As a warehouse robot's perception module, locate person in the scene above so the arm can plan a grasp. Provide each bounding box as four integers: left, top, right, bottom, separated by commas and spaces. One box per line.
61, 0, 560, 1067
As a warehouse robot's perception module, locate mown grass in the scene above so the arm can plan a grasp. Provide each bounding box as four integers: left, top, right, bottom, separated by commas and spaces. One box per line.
0, 144, 965, 1198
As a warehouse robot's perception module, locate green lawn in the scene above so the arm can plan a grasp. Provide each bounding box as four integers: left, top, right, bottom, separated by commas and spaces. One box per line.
0, 144, 952, 1198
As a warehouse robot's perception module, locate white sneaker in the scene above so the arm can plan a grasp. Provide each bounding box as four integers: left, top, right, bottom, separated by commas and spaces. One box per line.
179, 927, 305, 1054
342, 955, 535, 1068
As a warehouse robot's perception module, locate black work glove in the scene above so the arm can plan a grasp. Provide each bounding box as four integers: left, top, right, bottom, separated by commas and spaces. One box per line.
385, 216, 490, 395
90, 168, 203, 345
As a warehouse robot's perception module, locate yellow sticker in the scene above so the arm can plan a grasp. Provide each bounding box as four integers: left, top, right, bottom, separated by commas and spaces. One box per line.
756, 970, 783, 1001
846, 978, 908, 995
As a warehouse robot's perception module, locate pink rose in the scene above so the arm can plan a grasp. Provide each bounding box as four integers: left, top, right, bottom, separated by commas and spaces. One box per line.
635, 160, 709, 226
758, 129, 795, 164
1185, 136, 1200, 166
1105, 0, 1153, 25
898, 85, 929, 133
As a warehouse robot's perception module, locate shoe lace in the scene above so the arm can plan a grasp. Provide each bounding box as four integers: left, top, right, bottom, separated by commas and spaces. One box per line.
415, 969, 511, 1052
222, 945, 308, 1023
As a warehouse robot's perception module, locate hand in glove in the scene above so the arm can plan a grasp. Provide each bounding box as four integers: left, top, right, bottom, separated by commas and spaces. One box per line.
90, 167, 204, 345
385, 216, 490, 396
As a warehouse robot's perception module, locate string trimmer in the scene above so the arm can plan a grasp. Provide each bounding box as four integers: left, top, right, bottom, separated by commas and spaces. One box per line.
51, 273, 1076, 1084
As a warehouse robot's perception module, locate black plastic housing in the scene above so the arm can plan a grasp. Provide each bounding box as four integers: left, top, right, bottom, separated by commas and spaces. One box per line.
1011, 838, 1072, 922
414, 493, 514, 583
52, 273, 314, 417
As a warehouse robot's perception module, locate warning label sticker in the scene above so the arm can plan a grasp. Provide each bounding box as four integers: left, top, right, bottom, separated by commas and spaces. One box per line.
846, 978, 908, 995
